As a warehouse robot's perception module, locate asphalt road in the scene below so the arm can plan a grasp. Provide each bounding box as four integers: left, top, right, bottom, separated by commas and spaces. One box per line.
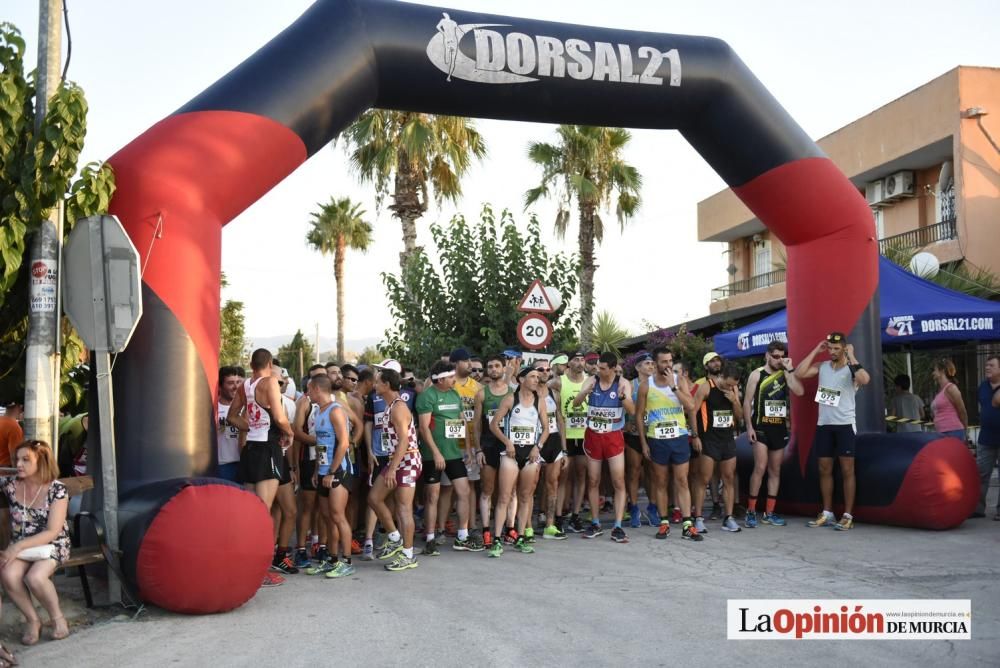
16, 508, 1000, 667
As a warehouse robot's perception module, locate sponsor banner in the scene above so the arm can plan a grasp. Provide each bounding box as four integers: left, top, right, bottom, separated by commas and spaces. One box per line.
886, 314, 994, 337
728, 599, 971, 640
737, 330, 787, 351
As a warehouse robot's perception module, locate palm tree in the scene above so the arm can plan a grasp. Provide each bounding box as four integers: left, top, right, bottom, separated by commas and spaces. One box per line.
306, 197, 374, 362
590, 310, 631, 356
524, 125, 641, 349
341, 111, 487, 272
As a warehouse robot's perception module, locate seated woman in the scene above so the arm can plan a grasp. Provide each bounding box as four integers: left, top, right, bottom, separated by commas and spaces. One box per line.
0, 440, 70, 645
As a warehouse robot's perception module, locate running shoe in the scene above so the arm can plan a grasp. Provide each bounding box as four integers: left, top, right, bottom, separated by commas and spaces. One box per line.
293, 548, 311, 569
445, 519, 458, 537
350, 539, 363, 555
384, 554, 418, 572
610, 527, 629, 543
628, 504, 641, 529
434, 533, 450, 547
377, 539, 403, 560
682, 520, 704, 542
807, 511, 835, 528
833, 516, 854, 531
488, 540, 504, 558
645, 504, 661, 526
271, 553, 300, 575
670, 507, 683, 524
709, 503, 723, 521
523, 527, 536, 544
260, 572, 284, 587
305, 560, 335, 576
422, 540, 440, 557
361, 542, 375, 561
601, 499, 613, 514
721, 516, 742, 532
312, 545, 331, 564
744, 510, 758, 529
452, 536, 480, 551
325, 561, 356, 578
583, 523, 604, 539
761, 512, 787, 526
483, 529, 493, 548
655, 522, 670, 540
542, 525, 567, 540
694, 517, 708, 534
567, 515, 585, 533
513, 536, 535, 554
503, 528, 518, 545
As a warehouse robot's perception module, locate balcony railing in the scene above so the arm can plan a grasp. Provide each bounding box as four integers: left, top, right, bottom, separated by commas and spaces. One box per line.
878, 218, 957, 255
711, 218, 959, 303
711, 268, 786, 301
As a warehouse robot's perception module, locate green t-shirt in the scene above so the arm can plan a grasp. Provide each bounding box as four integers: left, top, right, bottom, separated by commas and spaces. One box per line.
416, 385, 464, 460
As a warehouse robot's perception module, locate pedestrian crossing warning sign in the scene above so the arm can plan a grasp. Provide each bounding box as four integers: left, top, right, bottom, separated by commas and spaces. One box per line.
517, 279, 556, 313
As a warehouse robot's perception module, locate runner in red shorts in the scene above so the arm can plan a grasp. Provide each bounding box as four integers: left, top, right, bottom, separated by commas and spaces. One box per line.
572, 352, 635, 543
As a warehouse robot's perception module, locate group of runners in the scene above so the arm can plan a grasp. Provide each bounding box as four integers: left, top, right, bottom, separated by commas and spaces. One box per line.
217, 332, 869, 586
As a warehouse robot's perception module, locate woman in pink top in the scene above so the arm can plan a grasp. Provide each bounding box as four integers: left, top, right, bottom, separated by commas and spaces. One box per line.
931, 359, 968, 441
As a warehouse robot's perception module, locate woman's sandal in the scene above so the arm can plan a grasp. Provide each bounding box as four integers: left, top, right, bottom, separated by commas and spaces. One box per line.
20, 618, 41, 646
49, 615, 70, 641
0, 642, 17, 666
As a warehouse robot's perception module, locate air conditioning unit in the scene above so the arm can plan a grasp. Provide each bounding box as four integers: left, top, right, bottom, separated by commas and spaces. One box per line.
883, 170, 915, 201
865, 180, 887, 207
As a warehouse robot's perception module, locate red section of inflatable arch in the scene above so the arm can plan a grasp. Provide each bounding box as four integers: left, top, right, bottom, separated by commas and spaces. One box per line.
135, 483, 274, 614
108, 111, 307, 394
734, 157, 878, 472
778, 437, 978, 530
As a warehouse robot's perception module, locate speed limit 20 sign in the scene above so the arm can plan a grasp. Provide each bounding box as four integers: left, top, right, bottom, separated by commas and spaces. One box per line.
517, 314, 553, 350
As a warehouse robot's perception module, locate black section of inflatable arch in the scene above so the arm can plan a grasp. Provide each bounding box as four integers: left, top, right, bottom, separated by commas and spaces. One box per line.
89, 286, 217, 499
177, 0, 822, 188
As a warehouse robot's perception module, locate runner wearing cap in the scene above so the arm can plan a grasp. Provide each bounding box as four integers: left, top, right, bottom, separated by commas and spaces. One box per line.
584, 352, 600, 377
361, 359, 403, 558
549, 353, 569, 382
743, 340, 804, 528
488, 366, 549, 556
625, 352, 655, 529
416, 361, 483, 554
559, 351, 590, 533
795, 332, 870, 531
573, 352, 635, 543
692, 352, 725, 524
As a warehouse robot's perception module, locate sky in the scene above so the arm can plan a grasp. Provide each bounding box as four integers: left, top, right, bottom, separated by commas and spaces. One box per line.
7, 0, 1000, 351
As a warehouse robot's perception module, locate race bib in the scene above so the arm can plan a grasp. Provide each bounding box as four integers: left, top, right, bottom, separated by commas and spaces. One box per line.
548, 415, 558, 433
510, 425, 536, 445
308, 445, 316, 462
815, 387, 841, 407
445, 419, 466, 439
463, 409, 475, 423
568, 415, 587, 430
316, 444, 329, 467
712, 411, 734, 429
654, 421, 680, 440
486, 409, 496, 423
588, 418, 613, 433
764, 400, 788, 418
380, 430, 390, 451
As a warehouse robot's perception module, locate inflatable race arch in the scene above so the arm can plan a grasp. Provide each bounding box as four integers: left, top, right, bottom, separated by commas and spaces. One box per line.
99, 0, 976, 613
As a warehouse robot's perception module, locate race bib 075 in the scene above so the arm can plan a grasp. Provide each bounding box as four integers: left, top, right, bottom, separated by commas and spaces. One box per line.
815, 387, 841, 407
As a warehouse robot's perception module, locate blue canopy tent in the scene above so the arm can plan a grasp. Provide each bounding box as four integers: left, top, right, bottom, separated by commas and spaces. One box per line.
715, 256, 1000, 358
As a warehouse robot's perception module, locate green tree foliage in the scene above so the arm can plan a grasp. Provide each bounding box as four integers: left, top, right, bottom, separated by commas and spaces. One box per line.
0, 22, 115, 405
278, 329, 315, 382
305, 197, 373, 363
218, 273, 249, 368
341, 111, 486, 271
525, 125, 641, 349
590, 310, 631, 355
356, 345, 382, 366
381, 205, 580, 371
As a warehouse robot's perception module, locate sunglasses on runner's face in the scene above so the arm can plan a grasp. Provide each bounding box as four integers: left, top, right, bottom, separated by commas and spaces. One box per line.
471, 368, 483, 374
535, 367, 550, 372
278, 381, 287, 387
344, 376, 359, 383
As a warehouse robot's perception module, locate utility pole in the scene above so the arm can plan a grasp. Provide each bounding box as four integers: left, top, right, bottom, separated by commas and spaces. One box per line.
24, 0, 64, 447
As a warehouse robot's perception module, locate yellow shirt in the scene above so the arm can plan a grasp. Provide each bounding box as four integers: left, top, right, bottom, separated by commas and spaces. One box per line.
453, 376, 481, 450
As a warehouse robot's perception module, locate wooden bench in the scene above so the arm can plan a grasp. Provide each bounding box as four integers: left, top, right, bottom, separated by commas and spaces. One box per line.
56, 475, 135, 608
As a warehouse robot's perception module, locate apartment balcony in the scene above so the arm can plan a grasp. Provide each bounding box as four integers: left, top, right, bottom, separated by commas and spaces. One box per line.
709, 218, 962, 314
